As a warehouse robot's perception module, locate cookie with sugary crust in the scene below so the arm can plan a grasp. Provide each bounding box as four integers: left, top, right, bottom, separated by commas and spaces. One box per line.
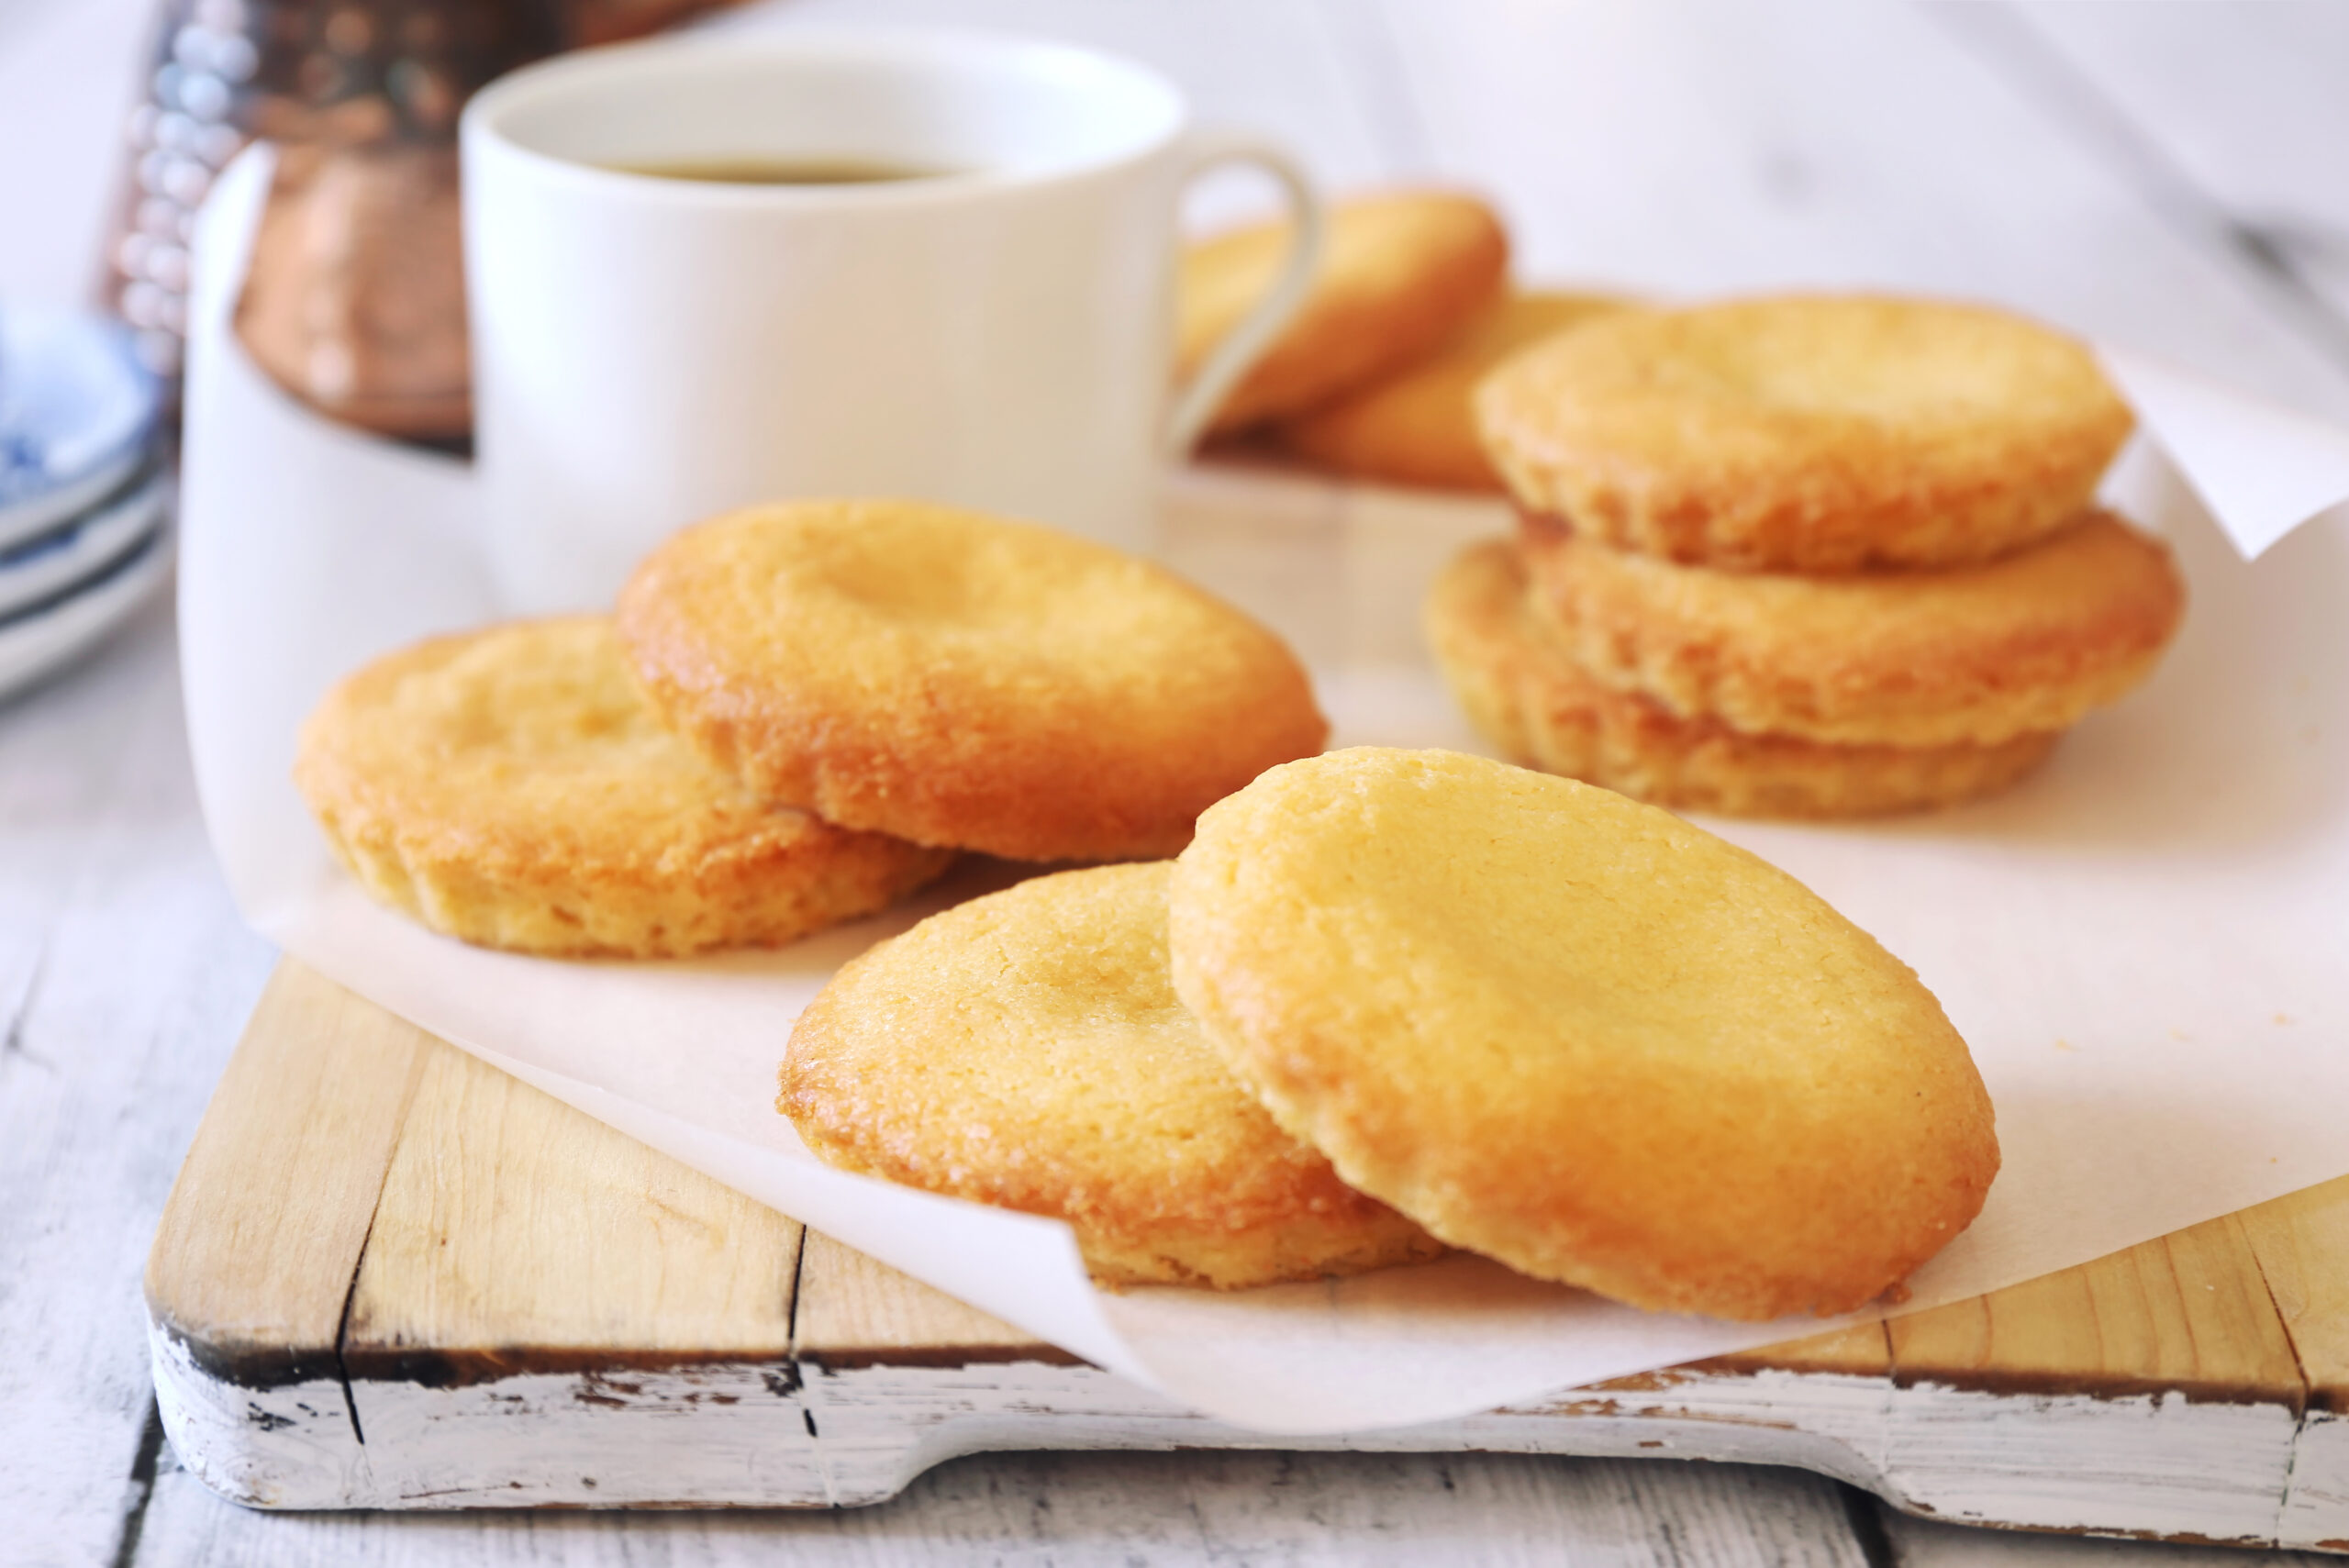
1168, 747, 2001, 1321
294, 617, 953, 957
1519, 509, 2184, 749
1180, 190, 1509, 439
1279, 292, 1633, 492
781, 862, 1446, 1290
1428, 539, 2057, 818
1476, 295, 2135, 572
617, 500, 1327, 863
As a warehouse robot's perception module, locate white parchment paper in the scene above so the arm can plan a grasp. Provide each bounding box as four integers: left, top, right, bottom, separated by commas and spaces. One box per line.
181, 148, 2349, 1435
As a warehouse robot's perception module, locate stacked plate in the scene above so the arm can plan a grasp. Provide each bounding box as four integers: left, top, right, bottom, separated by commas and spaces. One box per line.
0, 304, 170, 704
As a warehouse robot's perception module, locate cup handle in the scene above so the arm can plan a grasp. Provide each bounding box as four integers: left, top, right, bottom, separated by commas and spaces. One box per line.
1163, 130, 1325, 458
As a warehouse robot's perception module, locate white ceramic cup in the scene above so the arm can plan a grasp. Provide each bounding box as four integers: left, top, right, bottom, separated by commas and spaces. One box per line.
462, 29, 1322, 613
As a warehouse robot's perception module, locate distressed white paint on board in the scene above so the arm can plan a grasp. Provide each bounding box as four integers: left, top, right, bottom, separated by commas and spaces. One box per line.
151, 1325, 831, 1510
1881, 1382, 2301, 1547
2282, 1410, 2349, 1553
345, 1362, 825, 1510
147, 1329, 367, 1512
152, 1324, 2349, 1552
794, 1359, 1899, 1508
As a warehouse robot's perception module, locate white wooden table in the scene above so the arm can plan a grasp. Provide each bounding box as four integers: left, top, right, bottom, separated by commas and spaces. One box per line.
6, 2, 2349, 1563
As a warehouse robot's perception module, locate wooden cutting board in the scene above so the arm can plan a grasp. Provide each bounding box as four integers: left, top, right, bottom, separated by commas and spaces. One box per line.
145, 962, 2349, 1550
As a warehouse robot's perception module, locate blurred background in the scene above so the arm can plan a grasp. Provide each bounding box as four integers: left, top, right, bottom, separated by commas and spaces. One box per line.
7, 1, 2349, 422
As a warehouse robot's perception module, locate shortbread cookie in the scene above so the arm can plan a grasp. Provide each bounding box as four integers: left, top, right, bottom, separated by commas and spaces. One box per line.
1181, 190, 1509, 439
1518, 510, 2183, 748
1477, 295, 2135, 571
1428, 539, 2057, 817
1280, 292, 1631, 492
1168, 747, 2001, 1321
294, 618, 953, 957
782, 862, 1446, 1290
618, 501, 1327, 862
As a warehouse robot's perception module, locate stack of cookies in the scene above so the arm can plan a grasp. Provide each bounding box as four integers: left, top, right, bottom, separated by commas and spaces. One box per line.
1430, 295, 2188, 817
295, 499, 1328, 957
1179, 188, 1631, 493
785, 747, 2001, 1321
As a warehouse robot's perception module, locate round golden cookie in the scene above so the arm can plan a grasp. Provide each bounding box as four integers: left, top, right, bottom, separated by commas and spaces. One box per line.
1427, 539, 2058, 818
294, 618, 953, 958
1476, 295, 2136, 572
1279, 292, 1633, 492
781, 862, 1446, 1290
1180, 190, 1509, 439
1518, 509, 2184, 748
618, 501, 1327, 863
1168, 747, 2002, 1321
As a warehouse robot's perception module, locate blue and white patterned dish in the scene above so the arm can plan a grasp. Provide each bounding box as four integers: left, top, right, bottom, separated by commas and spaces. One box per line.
0, 467, 168, 620
0, 519, 175, 705
0, 305, 161, 553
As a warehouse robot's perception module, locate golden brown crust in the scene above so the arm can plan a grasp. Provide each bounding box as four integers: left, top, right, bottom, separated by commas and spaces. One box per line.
1518, 510, 2186, 748
293, 618, 953, 957
617, 501, 1329, 863
1278, 292, 1634, 492
1180, 190, 1509, 438
1427, 539, 2061, 818
780, 862, 1446, 1290
1167, 747, 2001, 1321
1476, 295, 2135, 572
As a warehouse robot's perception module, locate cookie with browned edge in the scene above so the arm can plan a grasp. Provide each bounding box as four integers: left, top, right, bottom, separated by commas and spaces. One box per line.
1477, 295, 2134, 572
295, 617, 952, 957
618, 500, 1328, 862
1169, 746, 2001, 1320
1428, 539, 2058, 817
1517, 509, 2184, 749
1281, 292, 1631, 492
783, 862, 1446, 1289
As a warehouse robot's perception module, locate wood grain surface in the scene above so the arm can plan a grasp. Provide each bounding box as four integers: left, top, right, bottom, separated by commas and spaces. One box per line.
1885, 1210, 2307, 1406
795, 1230, 1074, 1372
342, 1040, 803, 1385
2241, 1178, 2349, 1414
146, 965, 429, 1389
11, 0, 2349, 1562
